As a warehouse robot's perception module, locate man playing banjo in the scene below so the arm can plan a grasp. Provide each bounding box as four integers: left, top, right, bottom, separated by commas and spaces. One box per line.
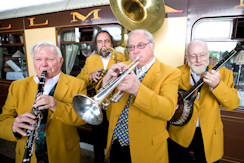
168, 40, 240, 163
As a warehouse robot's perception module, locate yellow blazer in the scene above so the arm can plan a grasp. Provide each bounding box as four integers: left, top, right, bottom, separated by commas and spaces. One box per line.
76, 52, 126, 86
0, 72, 87, 163
106, 59, 181, 163
168, 64, 240, 163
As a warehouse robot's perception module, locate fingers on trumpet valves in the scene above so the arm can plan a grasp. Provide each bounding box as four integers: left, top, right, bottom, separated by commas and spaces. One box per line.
113, 67, 124, 75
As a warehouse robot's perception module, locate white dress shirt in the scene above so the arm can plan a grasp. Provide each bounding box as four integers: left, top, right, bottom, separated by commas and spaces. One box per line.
135, 57, 155, 78
34, 72, 61, 95
101, 52, 112, 70
190, 69, 201, 127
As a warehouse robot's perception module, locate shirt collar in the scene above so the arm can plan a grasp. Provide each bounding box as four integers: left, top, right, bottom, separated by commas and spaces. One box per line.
101, 52, 112, 69
34, 72, 61, 84
34, 72, 61, 95
190, 69, 201, 84
136, 56, 156, 77
190, 68, 201, 78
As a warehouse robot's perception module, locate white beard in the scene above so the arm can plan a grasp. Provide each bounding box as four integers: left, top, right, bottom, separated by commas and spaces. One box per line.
188, 60, 209, 75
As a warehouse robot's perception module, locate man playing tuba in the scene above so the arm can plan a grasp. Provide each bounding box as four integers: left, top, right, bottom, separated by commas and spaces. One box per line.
76, 30, 126, 163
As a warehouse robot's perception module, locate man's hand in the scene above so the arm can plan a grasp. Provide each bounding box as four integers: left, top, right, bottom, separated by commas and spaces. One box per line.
89, 69, 103, 82
12, 112, 36, 136
203, 70, 221, 89
102, 63, 127, 87
117, 71, 140, 96
102, 62, 140, 96
33, 95, 57, 112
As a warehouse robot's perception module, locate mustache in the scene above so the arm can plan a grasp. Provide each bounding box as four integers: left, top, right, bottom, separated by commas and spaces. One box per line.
99, 49, 110, 57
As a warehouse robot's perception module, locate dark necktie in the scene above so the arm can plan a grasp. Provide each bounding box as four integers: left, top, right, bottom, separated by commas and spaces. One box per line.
35, 83, 57, 163
112, 70, 148, 146
191, 66, 208, 99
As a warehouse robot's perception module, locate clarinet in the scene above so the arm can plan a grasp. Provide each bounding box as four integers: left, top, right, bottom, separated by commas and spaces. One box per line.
22, 71, 47, 163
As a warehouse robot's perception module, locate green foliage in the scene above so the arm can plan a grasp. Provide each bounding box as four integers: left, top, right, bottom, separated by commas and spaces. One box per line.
209, 51, 220, 60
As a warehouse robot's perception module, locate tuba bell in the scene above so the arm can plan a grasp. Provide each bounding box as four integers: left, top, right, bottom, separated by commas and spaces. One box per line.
109, 0, 165, 33
73, 57, 140, 125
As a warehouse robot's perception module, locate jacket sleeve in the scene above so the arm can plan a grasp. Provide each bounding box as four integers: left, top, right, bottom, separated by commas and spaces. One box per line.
211, 68, 240, 110
133, 67, 181, 121
76, 57, 90, 86
0, 82, 19, 141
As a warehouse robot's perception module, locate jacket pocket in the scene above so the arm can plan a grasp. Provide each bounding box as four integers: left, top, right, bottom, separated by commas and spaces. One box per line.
215, 122, 223, 135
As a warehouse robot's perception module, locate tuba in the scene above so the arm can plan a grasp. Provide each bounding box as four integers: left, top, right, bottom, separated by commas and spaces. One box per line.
73, 57, 140, 125
86, 47, 123, 97
109, 0, 165, 33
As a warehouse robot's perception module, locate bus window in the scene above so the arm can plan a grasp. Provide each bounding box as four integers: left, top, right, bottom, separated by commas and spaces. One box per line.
58, 24, 122, 76
0, 32, 28, 80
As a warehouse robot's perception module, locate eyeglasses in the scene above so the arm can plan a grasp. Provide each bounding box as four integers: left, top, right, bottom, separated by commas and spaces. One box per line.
189, 53, 208, 60
127, 42, 151, 51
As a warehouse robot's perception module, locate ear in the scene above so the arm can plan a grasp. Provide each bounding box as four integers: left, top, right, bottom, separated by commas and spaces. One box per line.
185, 54, 188, 59
60, 57, 64, 65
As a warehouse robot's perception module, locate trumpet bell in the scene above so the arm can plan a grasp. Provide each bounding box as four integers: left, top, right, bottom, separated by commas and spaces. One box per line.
72, 94, 103, 125
72, 57, 140, 125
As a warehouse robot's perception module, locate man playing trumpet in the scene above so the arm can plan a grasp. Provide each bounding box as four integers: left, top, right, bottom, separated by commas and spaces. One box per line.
101, 29, 181, 163
76, 30, 126, 163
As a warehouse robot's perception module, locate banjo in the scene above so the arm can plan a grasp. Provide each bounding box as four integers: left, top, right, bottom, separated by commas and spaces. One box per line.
170, 41, 244, 126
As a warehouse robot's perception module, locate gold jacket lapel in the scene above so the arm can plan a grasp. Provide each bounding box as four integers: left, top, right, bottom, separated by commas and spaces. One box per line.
53, 72, 69, 101
26, 78, 38, 112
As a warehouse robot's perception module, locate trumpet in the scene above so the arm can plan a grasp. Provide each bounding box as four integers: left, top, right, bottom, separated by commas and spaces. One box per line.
72, 57, 140, 125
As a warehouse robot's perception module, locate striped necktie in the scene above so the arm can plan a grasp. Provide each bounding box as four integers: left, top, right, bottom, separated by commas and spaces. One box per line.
112, 70, 148, 146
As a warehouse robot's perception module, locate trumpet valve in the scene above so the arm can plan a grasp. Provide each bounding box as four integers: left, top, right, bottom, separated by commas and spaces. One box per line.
117, 68, 123, 74
110, 90, 124, 103
101, 98, 111, 110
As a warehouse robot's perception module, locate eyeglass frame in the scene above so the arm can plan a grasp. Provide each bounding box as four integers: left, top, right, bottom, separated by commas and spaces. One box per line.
188, 53, 209, 60
127, 42, 151, 51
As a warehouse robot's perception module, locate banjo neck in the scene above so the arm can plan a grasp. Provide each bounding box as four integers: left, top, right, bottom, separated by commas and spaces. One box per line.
182, 41, 244, 100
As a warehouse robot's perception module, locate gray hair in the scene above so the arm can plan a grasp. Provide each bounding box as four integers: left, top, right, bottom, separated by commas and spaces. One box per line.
31, 41, 63, 60
127, 29, 154, 45
186, 39, 209, 56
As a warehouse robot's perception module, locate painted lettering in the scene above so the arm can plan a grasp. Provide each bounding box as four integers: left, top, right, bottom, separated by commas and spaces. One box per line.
0, 24, 11, 30
29, 18, 48, 27
235, 0, 244, 8
71, 9, 101, 23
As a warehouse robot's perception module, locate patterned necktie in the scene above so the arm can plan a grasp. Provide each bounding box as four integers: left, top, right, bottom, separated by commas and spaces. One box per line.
35, 83, 57, 163
112, 70, 148, 147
